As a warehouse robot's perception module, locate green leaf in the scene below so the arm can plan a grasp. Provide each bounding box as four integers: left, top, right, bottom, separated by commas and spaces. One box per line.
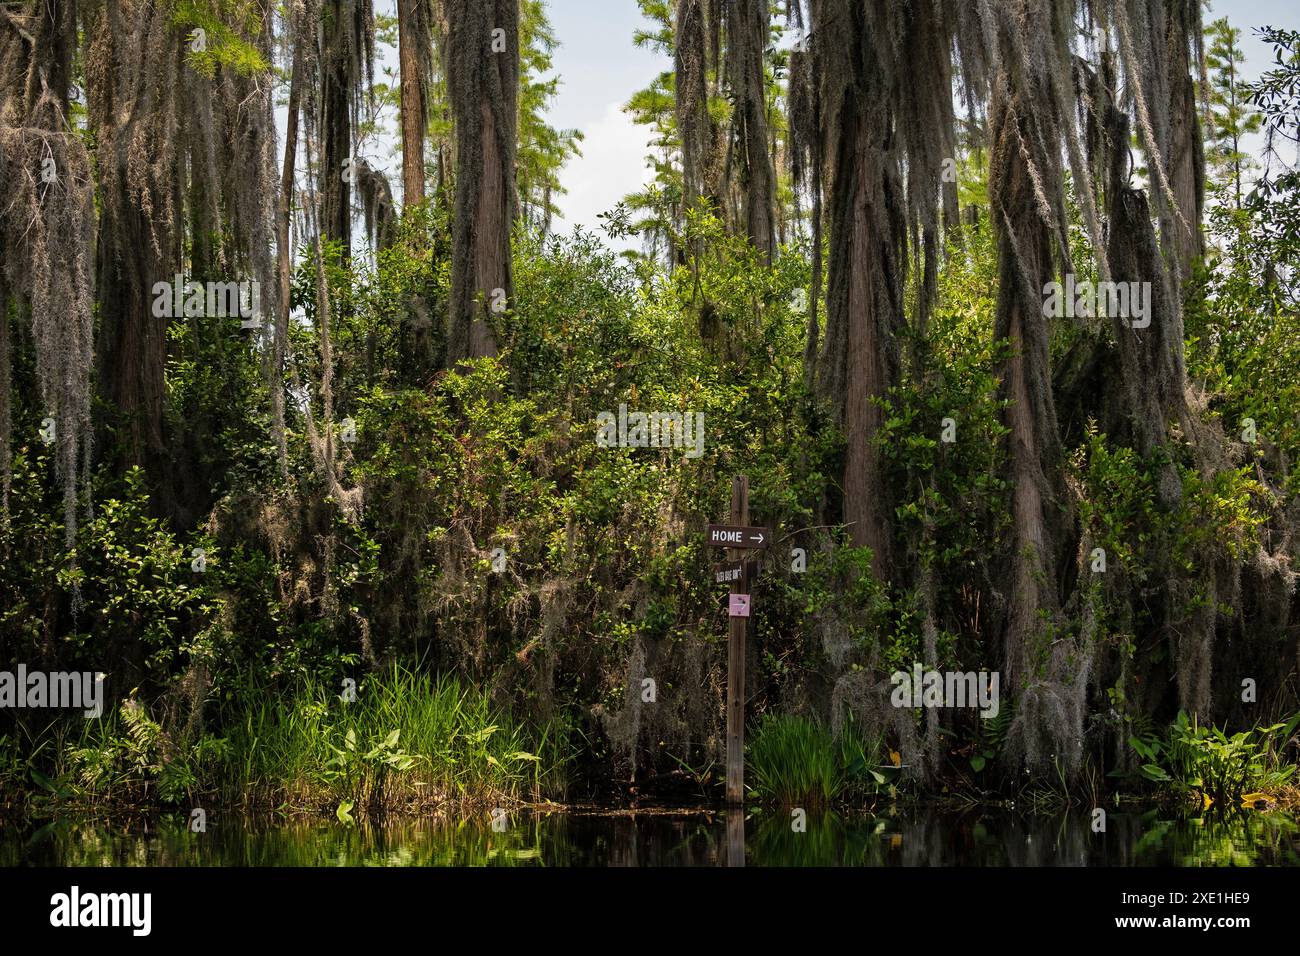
336, 799, 355, 825
970, 755, 986, 773
469, 725, 499, 745
1281, 710, 1300, 742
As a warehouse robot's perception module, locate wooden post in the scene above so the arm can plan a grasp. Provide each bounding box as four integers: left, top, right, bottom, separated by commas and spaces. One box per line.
726, 475, 748, 806
726, 807, 746, 867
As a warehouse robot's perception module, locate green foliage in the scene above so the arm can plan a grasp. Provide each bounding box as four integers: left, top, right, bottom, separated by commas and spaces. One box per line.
60, 702, 230, 807
1242, 26, 1300, 284
1129, 710, 1300, 806
1204, 17, 1264, 206
18, 666, 571, 818
6, 6, 1300, 817
1189, 26, 1300, 484
172, 0, 270, 77
747, 713, 888, 807
219, 667, 570, 813
517, 0, 584, 229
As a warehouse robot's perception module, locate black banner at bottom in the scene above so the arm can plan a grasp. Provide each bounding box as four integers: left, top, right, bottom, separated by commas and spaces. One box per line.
0, 865, 1284, 943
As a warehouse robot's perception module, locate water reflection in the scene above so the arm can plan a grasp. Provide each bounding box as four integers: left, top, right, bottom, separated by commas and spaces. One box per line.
3, 806, 1297, 867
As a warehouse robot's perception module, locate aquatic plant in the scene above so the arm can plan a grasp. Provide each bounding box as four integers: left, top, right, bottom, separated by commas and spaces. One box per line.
746, 713, 887, 808
17, 665, 571, 818
1129, 710, 1300, 807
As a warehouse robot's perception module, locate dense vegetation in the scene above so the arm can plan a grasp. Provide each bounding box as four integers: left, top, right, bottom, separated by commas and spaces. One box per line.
1, 0, 1298, 820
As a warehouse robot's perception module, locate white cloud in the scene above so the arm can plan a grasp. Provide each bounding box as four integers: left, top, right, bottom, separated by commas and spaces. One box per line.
554, 100, 654, 237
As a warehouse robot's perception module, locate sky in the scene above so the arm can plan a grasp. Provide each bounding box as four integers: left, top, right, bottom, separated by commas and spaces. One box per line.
361, 1, 1300, 239
541, 1, 671, 237
541, 0, 1300, 236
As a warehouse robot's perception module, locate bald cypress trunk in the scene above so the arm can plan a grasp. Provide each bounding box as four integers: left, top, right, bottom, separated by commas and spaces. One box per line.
727, 0, 775, 262
397, 0, 430, 208
1102, 101, 1187, 501
991, 85, 1069, 676
91, 8, 185, 473
675, 0, 709, 212
446, 0, 518, 364
985, 8, 1094, 770
815, 0, 904, 581
838, 127, 897, 580
322, 0, 353, 259
1161, 0, 1205, 283
27, 0, 75, 117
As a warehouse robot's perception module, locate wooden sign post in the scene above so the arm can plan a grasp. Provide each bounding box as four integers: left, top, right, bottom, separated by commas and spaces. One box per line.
726, 475, 748, 807
706, 478, 770, 807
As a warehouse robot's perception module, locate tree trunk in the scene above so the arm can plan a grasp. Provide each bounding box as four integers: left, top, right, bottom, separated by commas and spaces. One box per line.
990, 83, 1069, 688
1163, 0, 1205, 284
446, 0, 518, 364
843, 127, 892, 579
397, 0, 428, 207
274, 28, 305, 472
813, 0, 906, 581
321, 0, 353, 259
729, 0, 775, 262
822, 110, 900, 581
93, 20, 184, 474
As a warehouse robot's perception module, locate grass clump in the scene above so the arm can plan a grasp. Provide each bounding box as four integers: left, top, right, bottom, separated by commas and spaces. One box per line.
747, 713, 886, 808
7, 665, 573, 820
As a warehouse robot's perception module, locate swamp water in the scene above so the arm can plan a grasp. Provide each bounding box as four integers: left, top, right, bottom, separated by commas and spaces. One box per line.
4, 807, 1298, 866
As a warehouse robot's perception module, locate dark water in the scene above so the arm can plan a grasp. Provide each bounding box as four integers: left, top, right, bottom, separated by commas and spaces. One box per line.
4, 807, 1298, 866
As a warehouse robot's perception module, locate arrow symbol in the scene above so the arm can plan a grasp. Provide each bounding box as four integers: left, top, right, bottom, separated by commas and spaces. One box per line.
750, 533, 764, 544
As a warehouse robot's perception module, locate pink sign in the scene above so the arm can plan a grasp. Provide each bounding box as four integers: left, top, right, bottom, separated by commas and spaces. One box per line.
729, 594, 751, 618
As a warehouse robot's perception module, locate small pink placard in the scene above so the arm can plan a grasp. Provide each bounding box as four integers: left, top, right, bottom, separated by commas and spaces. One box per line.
729, 594, 751, 618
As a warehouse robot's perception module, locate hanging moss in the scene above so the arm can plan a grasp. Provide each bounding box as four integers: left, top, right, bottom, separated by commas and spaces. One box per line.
982, 0, 1096, 773
319, 0, 376, 258
355, 159, 398, 252
78, 0, 279, 527
0, 120, 96, 552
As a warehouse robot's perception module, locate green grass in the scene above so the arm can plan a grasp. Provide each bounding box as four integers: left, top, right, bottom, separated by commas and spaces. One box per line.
5, 665, 574, 819
746, 713, 886, 808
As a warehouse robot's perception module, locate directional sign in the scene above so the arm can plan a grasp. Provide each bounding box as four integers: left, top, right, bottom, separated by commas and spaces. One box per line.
713, 560, 760, 585
714, 561, 745, 585
707, 524, 771, 549
729, 594, 751, 618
